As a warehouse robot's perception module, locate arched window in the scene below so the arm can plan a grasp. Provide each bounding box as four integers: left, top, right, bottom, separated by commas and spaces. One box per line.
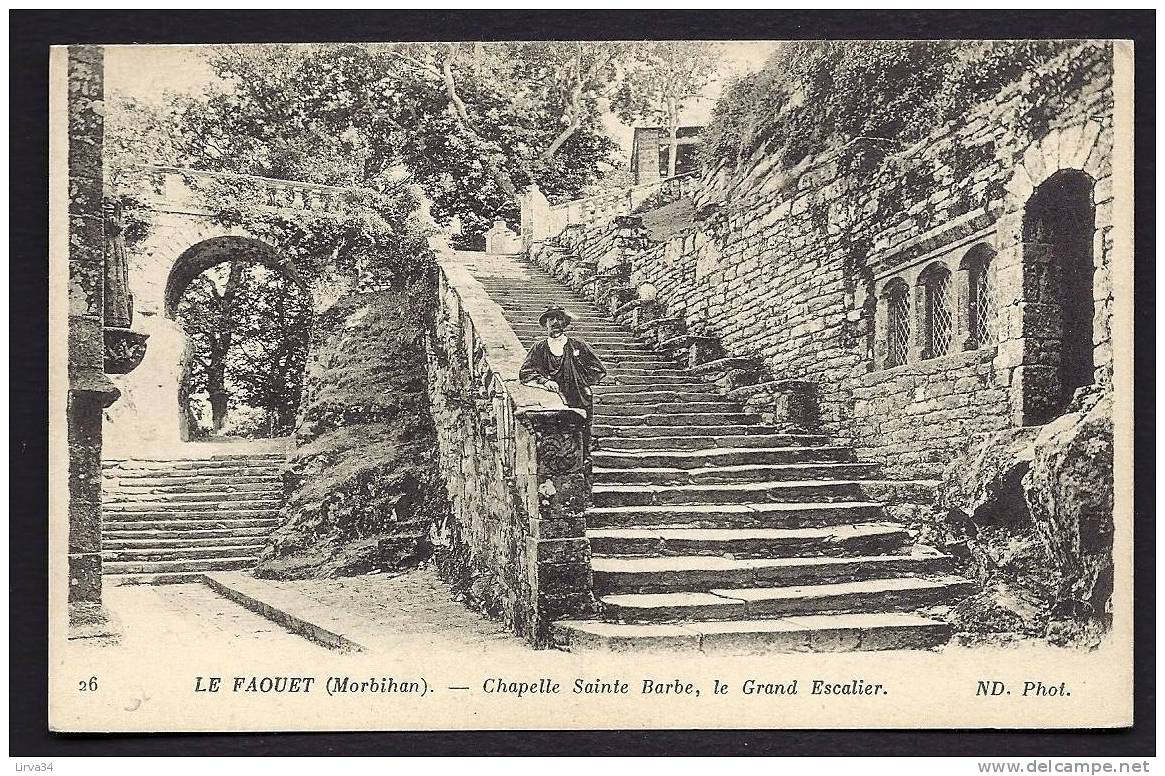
965, 246, 997, 348
885, 279, 910, 367
921, 265, 954, 359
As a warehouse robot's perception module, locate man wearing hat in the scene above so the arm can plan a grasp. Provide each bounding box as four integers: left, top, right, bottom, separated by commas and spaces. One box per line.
520, 305, 608, 447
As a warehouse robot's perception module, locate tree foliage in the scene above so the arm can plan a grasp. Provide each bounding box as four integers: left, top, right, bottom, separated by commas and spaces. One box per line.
612, 42, 719, 177
176, 262, 311, 437
150, 42, 625, 246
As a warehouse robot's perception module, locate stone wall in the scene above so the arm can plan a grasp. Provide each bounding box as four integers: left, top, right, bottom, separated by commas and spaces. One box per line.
427, 245, 594, 645
533, 43, 1115, 479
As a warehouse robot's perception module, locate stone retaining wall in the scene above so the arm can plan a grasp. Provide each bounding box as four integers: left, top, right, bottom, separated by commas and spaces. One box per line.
529, 43, 1116, 478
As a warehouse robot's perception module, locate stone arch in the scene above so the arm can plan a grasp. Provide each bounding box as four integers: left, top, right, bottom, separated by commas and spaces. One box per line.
1019, 169, 1096, 422
914, 261, 954, 360
1002, 120, 1110, 213
992, 122, 1110, 427
104, 232, 312, 453
163, 235, 308, 319
959, 243, 998, 350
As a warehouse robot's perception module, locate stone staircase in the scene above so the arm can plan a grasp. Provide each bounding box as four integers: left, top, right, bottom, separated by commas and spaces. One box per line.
475, 253, 973, 654
101, 449, 286, 584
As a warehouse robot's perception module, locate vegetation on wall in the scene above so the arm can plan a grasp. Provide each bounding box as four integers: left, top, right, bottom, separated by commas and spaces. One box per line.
701, 40, 1104, 175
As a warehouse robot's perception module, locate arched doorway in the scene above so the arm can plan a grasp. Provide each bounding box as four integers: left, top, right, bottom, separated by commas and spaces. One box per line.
1021, 170, 1096, 423
164, 237, 312, 441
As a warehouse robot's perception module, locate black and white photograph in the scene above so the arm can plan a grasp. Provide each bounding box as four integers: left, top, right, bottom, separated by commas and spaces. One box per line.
36, 19, 1140, 742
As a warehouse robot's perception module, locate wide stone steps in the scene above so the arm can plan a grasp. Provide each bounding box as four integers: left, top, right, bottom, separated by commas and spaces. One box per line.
599, 576, 974, 622
593, 462, 881, 485
594, 401, 744, 417
595, 412, 758, 428
550, 613, 953, 654
591, 389, 724, 404
105, 457, 285, 471
592, 480, 872, 507
104, 526, 275, 543
103, 556, 261, 576
593, 446, 857, 469
591, 426, 820, 445
587, 523, 909, 558
477, 253, 967, 653
103, 543, 266, 561
601, 373, 711, 386
101, 450, 286, 583
105, 496, 282, 510
105, 516, 281, 531
109, 480, 281, 495
585, 501, 887, 529
592, 550, 953, 594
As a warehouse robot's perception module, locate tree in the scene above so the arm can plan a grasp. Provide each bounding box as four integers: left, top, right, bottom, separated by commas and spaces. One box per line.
227, 266, 312, 434
175, 263, 247, 433
175, 262, 311, 437
164, 43, 621, 246
612, 42, 719, 178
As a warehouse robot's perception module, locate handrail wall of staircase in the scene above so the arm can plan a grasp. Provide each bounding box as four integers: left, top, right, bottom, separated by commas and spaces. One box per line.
521, 173, 698, 246
429, 243, 596, 645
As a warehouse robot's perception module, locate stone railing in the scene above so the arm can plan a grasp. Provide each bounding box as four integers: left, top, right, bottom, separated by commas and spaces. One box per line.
425, 239, 595, 645
115, 164, 361, 214
520, 173, 698, 246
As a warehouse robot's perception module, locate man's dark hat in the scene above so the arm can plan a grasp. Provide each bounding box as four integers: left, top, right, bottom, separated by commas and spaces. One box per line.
538, 305, 574, 327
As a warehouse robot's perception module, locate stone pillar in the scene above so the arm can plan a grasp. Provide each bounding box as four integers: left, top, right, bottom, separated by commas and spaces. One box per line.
485, 220, 522, 254
635, 128, 662, 186
66, 46, 119, 618
520, 185, 552, 248
518, 410, 594, 644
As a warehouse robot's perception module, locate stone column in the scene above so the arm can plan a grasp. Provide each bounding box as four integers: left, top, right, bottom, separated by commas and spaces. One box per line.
520, 185, 552, 248
66, 46, 119, 620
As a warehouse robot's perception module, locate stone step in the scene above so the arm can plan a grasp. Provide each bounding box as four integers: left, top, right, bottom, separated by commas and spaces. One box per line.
601, 373, 706, 385
104, 455, 286, 468
587, 523, 909, 558
595, 425, 805, 439
602, 367, 689, 379
594, 390, 723, 404
598, 575, 973, 622
593, 412, 760, 428
593, 383, 718, 396
104, 507, 280, 521
592, 480, 867, 507
594, 402, 743, 417
102, 556, 259, 575
104, 526, 275, 541
592, 446, 856, 469
105, 495, 282, 510
592, 550, 953, 594
598, 433, 829, 451
585, 501, 886, 529
104, 473, 282, 488
593, 462, 882, 486
105, 571, 214, 586
550, 612, 953, 654
108, 480, 282, 496
103, 543, 266, 561
105, 461, 286, 475
104, 516, 281, 530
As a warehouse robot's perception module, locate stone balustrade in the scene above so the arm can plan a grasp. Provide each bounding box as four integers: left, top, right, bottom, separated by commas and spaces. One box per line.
116, 164, 359, 215
426, 240, 595, 645
520, 173, 697, 246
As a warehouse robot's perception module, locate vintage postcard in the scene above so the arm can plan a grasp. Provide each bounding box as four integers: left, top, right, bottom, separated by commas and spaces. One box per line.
48, 36, 1135, 733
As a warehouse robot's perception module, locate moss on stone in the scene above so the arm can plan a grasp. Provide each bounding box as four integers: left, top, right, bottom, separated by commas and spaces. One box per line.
254, 287, 449, 579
